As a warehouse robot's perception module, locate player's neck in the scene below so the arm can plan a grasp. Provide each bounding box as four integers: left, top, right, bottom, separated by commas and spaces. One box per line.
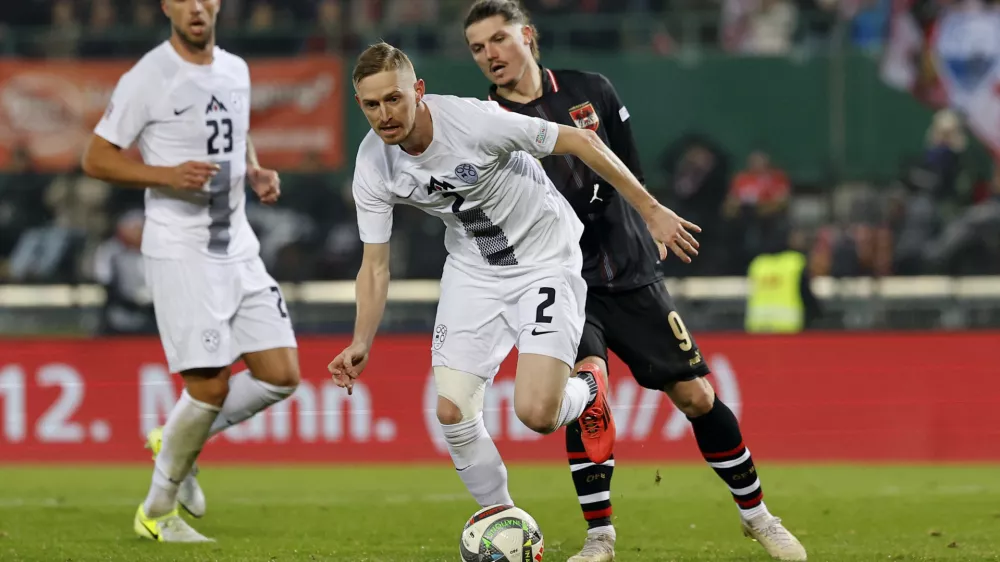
400, 101, 434, 156
169, 35, 214, 65
497, 64, 543, 105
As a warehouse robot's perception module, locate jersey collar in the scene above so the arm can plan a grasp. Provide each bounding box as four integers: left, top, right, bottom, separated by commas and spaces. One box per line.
487, 66, 559, 110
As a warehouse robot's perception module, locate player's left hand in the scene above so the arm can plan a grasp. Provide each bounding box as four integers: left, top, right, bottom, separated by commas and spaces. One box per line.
249, 167, 281, 205
643, 203, 701, 263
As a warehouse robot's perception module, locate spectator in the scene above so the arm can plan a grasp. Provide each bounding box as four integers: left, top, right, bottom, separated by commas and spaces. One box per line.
91, 210, 157, 335
724, 0, 798, 54
39, 0, 80, 58
744, 225, 821, 333
723, 149, 791, 271
79, 0, 119, 57
923, 163, 1000, 274
304, 0, 351, 54
659, 133, 732, 275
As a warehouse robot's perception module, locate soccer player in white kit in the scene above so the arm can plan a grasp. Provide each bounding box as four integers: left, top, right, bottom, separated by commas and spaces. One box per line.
81, 0, 300, 543
328, 43, 701, 510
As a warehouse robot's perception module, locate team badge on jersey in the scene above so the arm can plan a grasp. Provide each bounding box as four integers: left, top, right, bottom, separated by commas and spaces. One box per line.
569, 102, 600, 132
201, 329, 221, 352
455, 163, 478, 184
432, 324, 448, 350
230, 90, 249, 113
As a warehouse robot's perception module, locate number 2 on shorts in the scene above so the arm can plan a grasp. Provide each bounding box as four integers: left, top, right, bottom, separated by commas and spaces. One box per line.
667, 310, 693, 351
270, 286, 289, 318
535, 287, 556, 324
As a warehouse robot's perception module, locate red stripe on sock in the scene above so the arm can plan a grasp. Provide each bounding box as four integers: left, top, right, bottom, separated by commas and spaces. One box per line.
736, 492, 764, 509
583, 507, 613, 520
703, 441, 746, 460
568, 452, 590, 461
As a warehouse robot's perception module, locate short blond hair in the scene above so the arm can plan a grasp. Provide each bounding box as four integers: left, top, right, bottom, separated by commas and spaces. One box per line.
352, 42, 415, 87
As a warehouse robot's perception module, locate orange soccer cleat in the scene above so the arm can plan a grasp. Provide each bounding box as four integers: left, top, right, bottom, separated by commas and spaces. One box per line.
576, 363, 616, 464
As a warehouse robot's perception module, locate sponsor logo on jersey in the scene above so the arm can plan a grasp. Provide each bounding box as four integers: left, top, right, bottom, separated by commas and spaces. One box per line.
569, 101, 600, 132
534, 122, 549, 145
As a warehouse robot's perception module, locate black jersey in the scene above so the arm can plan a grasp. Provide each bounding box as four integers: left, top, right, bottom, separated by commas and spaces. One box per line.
489, 67, 661, 292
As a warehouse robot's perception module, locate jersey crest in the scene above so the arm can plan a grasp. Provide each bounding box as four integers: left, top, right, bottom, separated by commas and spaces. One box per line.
205, 94, 228, 114
569, 101, 599, 132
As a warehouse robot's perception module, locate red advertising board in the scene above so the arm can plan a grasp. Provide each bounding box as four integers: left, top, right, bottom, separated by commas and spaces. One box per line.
0, 56, 344, 171
0, 333, 998, 464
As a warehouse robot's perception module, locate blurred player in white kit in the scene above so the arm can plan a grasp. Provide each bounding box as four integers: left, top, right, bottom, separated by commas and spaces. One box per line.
81, 0, 300, 543
327, 42, 701, 511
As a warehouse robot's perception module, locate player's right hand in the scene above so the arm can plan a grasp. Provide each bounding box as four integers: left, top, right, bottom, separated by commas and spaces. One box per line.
643, 203, 702, 263
327, 341, 370, 396
167, 161, 220, 191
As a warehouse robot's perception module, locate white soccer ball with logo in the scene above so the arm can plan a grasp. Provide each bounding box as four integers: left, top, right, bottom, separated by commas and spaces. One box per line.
459, 504, 544, 562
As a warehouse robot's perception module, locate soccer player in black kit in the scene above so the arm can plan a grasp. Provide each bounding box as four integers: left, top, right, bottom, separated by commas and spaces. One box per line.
464, 2, 807, 561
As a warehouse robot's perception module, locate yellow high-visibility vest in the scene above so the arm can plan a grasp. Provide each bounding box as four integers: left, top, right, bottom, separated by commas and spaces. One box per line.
745, 251, 807, 333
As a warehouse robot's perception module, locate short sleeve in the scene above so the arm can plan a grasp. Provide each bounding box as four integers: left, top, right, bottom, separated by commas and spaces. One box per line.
94, 70, 149, 149
473, 100, 559, 158
352, 164, 394, 244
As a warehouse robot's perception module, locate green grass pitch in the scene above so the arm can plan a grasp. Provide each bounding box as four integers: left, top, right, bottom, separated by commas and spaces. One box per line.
1, 464, 998, 561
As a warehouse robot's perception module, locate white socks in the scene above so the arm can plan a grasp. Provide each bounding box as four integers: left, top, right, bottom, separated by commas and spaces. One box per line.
143, 391, 219, 517
740, 501, 771, 521
589, 525, 616, 539
554, 377, 590, 429
209, 370, 296, 437
442, 413, 513, 507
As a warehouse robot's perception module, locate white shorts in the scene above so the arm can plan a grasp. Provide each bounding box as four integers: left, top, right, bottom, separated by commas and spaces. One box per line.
430, 258, 587, 380
145, 256, 298, 373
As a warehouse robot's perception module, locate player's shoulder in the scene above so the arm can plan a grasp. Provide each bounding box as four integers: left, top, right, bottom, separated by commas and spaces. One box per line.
354, 130, 393, 183
214, 46, 251, 75
549, 68, 615, 93
119, 42, 177, 88
425, 93, 499, 115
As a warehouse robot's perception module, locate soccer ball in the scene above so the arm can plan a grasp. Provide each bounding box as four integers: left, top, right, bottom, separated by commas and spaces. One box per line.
459, 504, 544, 562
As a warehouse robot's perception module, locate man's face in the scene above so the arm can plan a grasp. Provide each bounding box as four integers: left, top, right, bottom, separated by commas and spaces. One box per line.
162, 0, 219, 49
355, 69, 423, 146
465, 15, 533, 89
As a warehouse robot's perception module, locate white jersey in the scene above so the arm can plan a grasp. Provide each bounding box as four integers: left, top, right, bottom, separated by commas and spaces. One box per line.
353, 94, 583, 273
95, 41, 258, 262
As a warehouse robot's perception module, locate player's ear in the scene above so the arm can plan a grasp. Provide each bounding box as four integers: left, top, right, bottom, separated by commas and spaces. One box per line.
521, 25, 533, 47
414, 78, 426, 102
354, 94, 362, 108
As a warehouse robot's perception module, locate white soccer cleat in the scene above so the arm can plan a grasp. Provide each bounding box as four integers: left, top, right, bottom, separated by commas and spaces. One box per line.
133, 505, 215, 543
178, 465, 207, 518
567, 532, 616, 562
741, 514, 807, 561
145, 427, 207, 518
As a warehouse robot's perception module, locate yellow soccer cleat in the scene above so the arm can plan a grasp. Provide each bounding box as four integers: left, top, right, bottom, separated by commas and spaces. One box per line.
144, 427, 207, 518
133, 504, 214, 543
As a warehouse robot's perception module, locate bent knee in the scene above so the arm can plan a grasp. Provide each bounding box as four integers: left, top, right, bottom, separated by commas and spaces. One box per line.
258, 364, 301, 389
515, 403, 559, 435
672, 383, 715, 418
437, 396, 464, 426
182, 367, 231, 406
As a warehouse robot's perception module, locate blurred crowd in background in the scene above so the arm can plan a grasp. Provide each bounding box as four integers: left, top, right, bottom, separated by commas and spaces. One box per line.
0, 0, 945, 57
1, 0, 998, 307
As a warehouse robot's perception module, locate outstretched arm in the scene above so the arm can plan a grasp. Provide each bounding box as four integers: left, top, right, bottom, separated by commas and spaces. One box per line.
553, 126, 701, 262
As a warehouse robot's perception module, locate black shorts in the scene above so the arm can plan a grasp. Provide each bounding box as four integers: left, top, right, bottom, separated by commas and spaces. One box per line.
577, 281, 711, 390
